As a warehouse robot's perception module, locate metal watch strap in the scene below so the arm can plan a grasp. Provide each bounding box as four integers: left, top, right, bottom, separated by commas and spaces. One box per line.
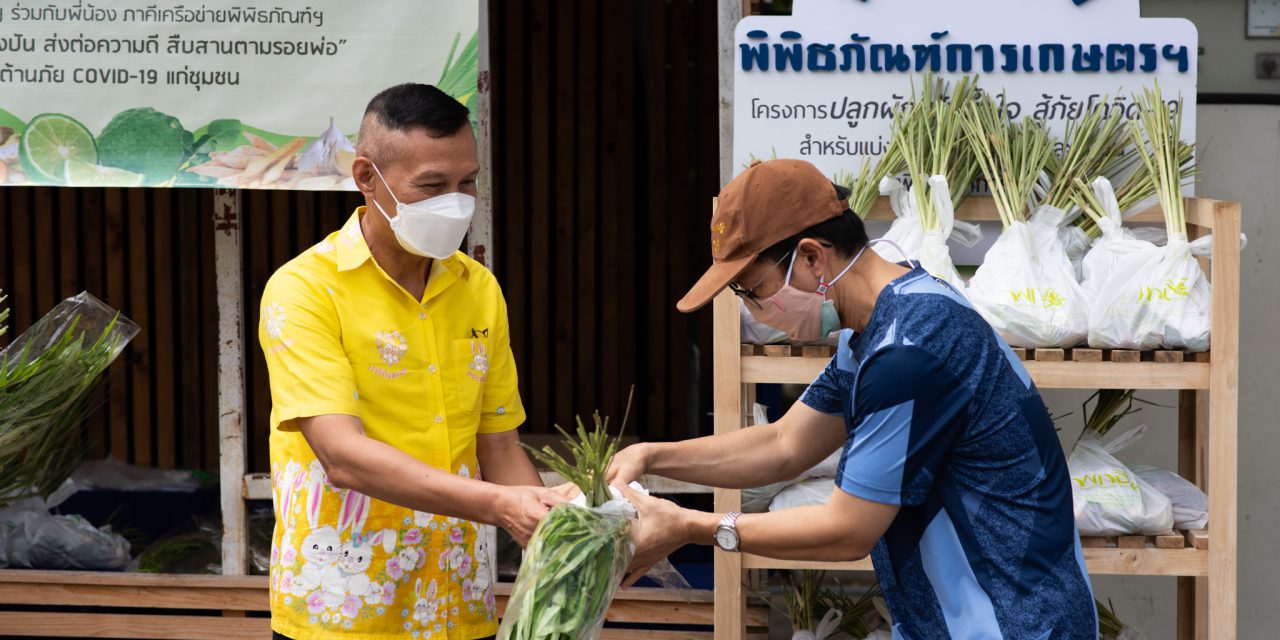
717, 511, 742, 552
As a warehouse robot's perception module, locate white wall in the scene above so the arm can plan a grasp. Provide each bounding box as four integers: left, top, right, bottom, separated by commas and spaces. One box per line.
1144, 0, 1280, 94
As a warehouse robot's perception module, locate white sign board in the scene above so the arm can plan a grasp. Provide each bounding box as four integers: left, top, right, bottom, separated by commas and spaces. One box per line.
733, 0, 1198, 184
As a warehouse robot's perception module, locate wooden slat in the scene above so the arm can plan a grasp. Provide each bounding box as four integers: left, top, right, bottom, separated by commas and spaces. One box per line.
1080, 537, 1112, 549
574, 0, 601, 420
1071, 348, 1102, 362
8, 188, 34, 330
153, 190, 176, 468
1011, 347, 1027, 361
1110, 349, 1141, 363
801, 345, 834, 359
527, 0, 554, 435
554, 0, 579, 431
1185, 529, 1210, 551
127, 189, 152, 466
1118, 535, 1148, 549
0, 612, 270, 640
1158, 533, 1187, 549
740, 344, 754, 356
498, 0, 530, 435
1155, 350, 1185, 364
177, 190, 205, 469
743, 547, 1210, 576
762, 344, 793, 357
1034, 348, 1065, 362
104, 189, 129, 461
743, 356, 1212, 389
666, 0, 695, 442
32, 188, 56, 318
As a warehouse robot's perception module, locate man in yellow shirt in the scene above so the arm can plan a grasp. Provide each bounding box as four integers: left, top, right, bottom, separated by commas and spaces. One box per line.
260, 83, 564, 640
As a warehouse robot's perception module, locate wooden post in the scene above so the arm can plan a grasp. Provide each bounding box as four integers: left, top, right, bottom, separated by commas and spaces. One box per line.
713, 287, 745, 639
472, 0, 494, 271
214, 188, 248, 577
1207, 201, 1241, 639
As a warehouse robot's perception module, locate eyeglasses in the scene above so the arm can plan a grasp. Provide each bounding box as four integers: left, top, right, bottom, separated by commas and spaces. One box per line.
728, 251, 791, 309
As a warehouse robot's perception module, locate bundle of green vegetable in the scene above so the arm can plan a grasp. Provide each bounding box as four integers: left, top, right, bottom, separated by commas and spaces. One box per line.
764, 570, 885, 639
1083, 84, 1212, 351
499, 402, 634, 640
1096, 598, 1140, 639
962, 93, 1090, 348
1080, 389, 1158, 438
877, 74, 981, 288
0, 292, 137, 507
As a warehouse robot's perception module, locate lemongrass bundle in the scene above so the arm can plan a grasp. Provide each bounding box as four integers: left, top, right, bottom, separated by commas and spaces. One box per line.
961, 92, 1055, 227
1128, 84, 1193, 238
0, 290, 8, 338
1042, 102, 1130, 211
895, 74, 980, 229
839, 141, 903, 218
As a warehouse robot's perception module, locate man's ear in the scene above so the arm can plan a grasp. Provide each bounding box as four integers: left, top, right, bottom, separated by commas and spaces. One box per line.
351, 157, 378, 196
794, 238, 828, 275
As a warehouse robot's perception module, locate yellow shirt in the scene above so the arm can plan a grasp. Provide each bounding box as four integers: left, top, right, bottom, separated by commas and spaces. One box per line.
260, 208, 525, 640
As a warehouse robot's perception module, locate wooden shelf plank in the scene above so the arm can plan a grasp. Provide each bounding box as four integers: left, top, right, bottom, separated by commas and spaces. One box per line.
742, 546, 1209, 577
742, 356, 1211, 389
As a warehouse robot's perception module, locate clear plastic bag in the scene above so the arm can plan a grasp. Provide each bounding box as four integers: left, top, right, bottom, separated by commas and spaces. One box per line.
498, 483, 690, 640
1079, 178, 1157, 297
0, 491, 131, 571
966, 205, 1090, 348
792, 609, 841, 640
743, 404, 839, 513
1068, 424, 1173, 537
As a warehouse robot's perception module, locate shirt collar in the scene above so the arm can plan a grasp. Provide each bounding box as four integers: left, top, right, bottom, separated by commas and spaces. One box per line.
337, 206, 471, 285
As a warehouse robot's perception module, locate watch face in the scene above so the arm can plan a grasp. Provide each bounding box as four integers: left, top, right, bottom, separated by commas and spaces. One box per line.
715, 527, 738, 550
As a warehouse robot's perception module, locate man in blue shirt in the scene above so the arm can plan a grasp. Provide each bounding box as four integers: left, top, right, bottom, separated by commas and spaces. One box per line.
611, 159, 1096, 639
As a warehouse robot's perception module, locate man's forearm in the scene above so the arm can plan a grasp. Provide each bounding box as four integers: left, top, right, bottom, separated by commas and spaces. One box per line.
681, 506, 869, 562
643, 425, 797, 489
477, 431, 544, 487
324, 429, 506, 525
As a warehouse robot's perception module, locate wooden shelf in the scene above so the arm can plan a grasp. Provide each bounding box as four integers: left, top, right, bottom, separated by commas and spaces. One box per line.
740, 345, 1212, 389
714, 197, 1241, 638
741, 529, 1211, 577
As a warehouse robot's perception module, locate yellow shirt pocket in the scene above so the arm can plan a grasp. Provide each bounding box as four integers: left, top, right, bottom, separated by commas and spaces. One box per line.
452, 337, 489, 414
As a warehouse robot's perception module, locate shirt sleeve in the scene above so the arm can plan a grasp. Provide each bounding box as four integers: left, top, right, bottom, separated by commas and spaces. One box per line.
799, 329, 856, 416
834, 345, 971, 506
259, 270, 360, 431
478, 289, 526, 434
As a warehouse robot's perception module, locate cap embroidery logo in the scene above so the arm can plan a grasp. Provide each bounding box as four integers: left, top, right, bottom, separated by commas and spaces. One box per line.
711, 222, 727, 254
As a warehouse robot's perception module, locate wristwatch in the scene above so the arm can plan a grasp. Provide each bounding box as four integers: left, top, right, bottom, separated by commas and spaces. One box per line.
714, 511, 742, 552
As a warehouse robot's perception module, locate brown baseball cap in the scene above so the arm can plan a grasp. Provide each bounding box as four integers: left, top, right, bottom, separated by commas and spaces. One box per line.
677, 159, 847, 312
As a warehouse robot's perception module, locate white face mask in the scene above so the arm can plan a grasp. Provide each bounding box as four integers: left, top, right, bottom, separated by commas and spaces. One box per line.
370, 162, 475, 259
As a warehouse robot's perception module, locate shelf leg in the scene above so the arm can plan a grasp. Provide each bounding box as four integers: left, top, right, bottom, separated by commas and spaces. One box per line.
1207, 202, 1241, 639
1177, 390, 1206, 640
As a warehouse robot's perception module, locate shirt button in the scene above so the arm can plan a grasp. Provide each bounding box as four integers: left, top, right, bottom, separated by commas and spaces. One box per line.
418, 313, 427, 320
434, 415, 443, 424
428, 364, 438, 374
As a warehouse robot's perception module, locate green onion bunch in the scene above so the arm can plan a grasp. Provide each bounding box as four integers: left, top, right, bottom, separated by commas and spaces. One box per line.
500, 394, 635, 640
0, 293, 137, 508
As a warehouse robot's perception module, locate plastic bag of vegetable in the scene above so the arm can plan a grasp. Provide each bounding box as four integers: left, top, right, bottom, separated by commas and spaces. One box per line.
1068, 423, 1173, 537
1132, 465, 1208, 530
499, 407, 689, 640
0, 292, 139, 508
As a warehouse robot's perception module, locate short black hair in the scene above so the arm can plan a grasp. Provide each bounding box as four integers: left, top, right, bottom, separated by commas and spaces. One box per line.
759, 182, 868, 262
363, 83, 469, 137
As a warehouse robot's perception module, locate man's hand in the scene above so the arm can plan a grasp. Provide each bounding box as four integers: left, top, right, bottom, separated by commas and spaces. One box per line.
495, 485, 567, 547
617, 484, 706, 588
607, 443, 651, 486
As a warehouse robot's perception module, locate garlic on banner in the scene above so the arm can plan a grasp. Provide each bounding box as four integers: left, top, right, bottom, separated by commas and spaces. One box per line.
297, 116, 356, 175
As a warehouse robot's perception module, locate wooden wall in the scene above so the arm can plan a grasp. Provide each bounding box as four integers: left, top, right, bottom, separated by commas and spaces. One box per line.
0, 0, 722, 473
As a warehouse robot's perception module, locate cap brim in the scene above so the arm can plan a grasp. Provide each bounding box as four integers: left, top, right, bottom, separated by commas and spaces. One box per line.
676, 254, 757, 313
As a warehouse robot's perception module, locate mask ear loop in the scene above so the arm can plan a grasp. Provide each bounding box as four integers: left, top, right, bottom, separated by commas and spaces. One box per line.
368, 162, 405, 224
867, 238, 918, 270
816, 244, 868, 296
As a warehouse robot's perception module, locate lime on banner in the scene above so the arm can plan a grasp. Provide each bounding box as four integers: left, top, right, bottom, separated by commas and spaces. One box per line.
19, 114, 97, 184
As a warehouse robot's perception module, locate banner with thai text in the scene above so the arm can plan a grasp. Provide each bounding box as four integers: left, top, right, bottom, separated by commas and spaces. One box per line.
0, 1, 477, 189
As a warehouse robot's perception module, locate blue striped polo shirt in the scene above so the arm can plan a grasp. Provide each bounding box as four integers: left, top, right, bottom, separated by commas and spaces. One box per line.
800, 267, 1096, 639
